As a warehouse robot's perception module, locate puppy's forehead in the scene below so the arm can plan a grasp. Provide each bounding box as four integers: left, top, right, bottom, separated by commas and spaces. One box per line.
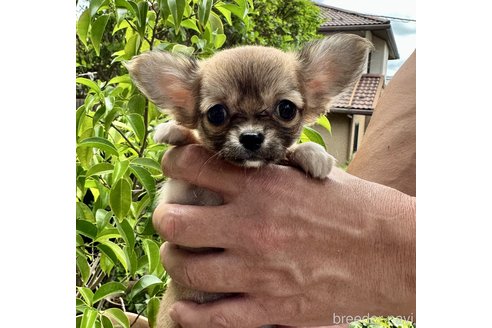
199, 46, 301, 112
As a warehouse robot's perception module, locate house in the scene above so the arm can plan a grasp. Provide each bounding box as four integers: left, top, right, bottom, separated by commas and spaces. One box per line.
314, 3, 400, 166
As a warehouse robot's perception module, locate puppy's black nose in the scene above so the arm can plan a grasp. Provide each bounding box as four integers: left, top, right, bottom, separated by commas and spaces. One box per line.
239, 132, 264, 151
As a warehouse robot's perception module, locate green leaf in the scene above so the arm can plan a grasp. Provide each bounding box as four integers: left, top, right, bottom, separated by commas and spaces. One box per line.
180, 19, 200, 33
95, 228, 121, 242
78, 137, 119, 156
98, 240, 128, 271
301, 126, 326, 148
115, 7, 128, 24
76, 298, 88, 313
77, 9, 91, 47
76, 77, 102, 96
87, 163, 114, 177
95, 209, 112, 232
108, 74, 132, 85
93, 282, 127, 304
101, 315, 114, 328
130, 158, 161, 174
127, 113, 145, 141
137, 1, 149, 35
127, 94, 146, 115
78, 287, 94, 307
76, 255, 91, 285
142, 239, 160, 274
80, 308, 98, 328
104, 308, 130, 328
147, 297, 160, 328
76, 202, 96, 222
129, 165, 156, 201
76, 234, 85, 247
100, 253, 115, 274
93, 104, 107, 125
132, 194, 151, 223
126, 0, 140, 18
115, 218, 135, 249
220, 3, 246, 19
128, 275, 163, 300
158, 0, 171, 21
76, 220, 98, 239
123, 33, 141, 60
198, 0, 213, 26
208, 12, 224, 34
214, 33, 226, 49
115, 0, 137, 16
110, 178, 132, 221
89, 0, 106, 17
171, 44, 194, 55
124, 246, 138, 276
215, 4, 232, 25
76, 106, 86, 135
113, 160, 130, 182
90, 14, 110, 56
316, 115, 332, 134
168, 0, 186, 33
105, 107, 120, 131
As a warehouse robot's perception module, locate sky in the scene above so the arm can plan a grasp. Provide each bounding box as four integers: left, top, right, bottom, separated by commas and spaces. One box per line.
315, 0, 416, 77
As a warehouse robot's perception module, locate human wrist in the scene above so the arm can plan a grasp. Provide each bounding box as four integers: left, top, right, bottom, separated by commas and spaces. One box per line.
364, 183, 416, 318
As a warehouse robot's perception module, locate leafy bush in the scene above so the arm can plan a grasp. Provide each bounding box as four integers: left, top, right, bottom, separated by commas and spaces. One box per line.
75, 1, 341, 327
76, 1, 257, 327
225, 0, 323, 50
349, 316, 415, 328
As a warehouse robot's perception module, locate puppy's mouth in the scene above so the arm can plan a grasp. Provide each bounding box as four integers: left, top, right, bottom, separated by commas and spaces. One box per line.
218, 147, 283, 168
209, 129, 290, 167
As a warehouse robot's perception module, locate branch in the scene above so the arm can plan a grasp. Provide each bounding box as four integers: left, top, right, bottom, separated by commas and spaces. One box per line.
125, 18, 153, 45
149, 5, 160, 51
110, 123, 140, 154
137, 99, 150, 157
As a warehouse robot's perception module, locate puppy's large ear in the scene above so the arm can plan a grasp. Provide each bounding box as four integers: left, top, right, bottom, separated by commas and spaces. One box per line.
125, 51, 199, 128
298, 34, 373, 122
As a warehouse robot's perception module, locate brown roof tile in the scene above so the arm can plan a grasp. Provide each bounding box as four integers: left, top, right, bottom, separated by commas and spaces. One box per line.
318, 4, 388, 28
331, 74, 385, 114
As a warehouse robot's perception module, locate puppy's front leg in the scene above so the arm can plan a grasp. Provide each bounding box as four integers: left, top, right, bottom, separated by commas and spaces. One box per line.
154, 120, 199, 145
287, 142, 336, 179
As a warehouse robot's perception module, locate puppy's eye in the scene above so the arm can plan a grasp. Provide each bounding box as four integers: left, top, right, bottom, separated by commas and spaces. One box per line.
207, 104, 228, 126
276, 100, 297, 121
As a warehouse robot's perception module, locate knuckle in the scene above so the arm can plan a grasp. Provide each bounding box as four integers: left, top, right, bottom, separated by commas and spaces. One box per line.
177, 144, 203, 167
161, 147, 177, 176
161, 207, 179, 242
180, 262, 200, 289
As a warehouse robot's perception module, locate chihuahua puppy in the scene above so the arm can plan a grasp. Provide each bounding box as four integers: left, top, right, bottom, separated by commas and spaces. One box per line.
126, 34, 372, 328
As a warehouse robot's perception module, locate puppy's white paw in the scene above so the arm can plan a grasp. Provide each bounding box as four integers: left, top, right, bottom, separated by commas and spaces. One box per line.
288, 142, 335, 179
153, 121, 190, 145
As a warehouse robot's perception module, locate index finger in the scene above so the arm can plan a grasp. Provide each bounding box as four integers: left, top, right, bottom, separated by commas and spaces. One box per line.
161, 144, 247, 196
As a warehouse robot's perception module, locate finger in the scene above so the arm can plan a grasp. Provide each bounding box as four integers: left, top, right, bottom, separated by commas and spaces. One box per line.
152, 203, 240, 248
162, 144, 246, 196
169, 296, 271, 328
161, 242, 255, 293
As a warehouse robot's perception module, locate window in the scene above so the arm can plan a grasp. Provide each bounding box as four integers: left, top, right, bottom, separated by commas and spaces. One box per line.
353, 122, 360, 152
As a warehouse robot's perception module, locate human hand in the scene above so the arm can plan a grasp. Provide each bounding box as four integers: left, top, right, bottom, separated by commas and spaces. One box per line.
153, 144, 416, 327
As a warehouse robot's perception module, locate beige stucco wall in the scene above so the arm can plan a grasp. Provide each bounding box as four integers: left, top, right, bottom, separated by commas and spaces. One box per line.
314, 114, 351, 166
369, 35, 389, 75
314, 114, 367, 166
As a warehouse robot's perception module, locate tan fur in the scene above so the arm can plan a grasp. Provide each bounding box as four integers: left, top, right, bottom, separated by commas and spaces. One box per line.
126, 34, 372, 328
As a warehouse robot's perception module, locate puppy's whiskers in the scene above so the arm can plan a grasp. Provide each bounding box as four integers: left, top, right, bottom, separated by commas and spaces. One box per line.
192, 149, 225, 197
